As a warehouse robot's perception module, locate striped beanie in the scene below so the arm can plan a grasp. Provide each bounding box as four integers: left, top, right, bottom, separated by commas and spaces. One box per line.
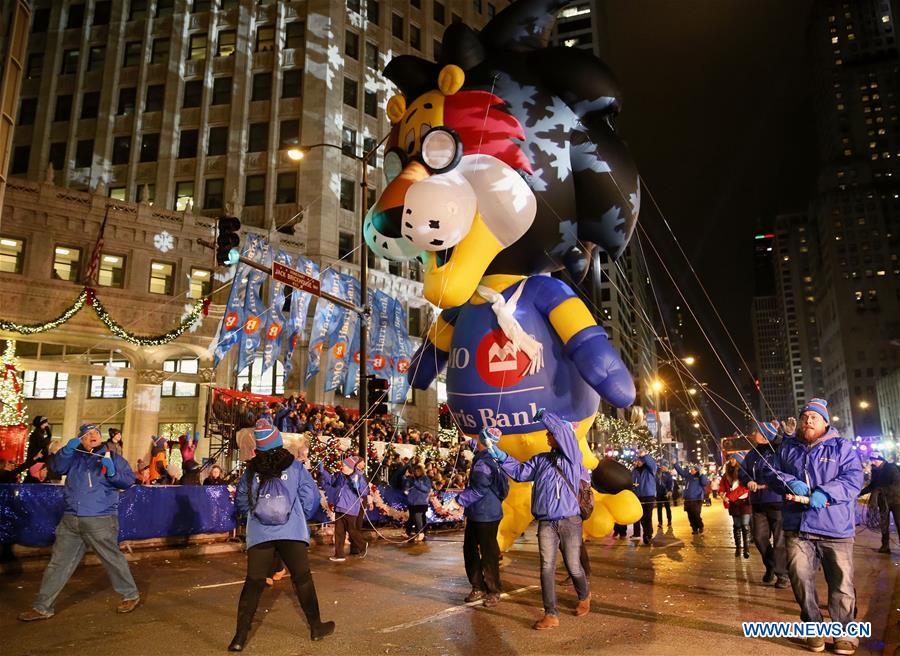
342, 455, 359, 470
756, 420, 780, 442
729, 451, 747, 465
253, 419, 283, 452
800, 398, 830, 424
151, 435, 167, 449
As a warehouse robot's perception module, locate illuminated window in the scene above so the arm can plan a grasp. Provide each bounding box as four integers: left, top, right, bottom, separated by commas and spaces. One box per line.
98, 254, 126, 288
24, 371, 68, 399
89, 360, 127, 398
0, 237, 25, 273
53, 246, 81, 281
149, 261, 175, 295
175, 181, 194, 211
161, 358, 198, 397
256, 25, 275, 52
237, 357, 284, 395
188, 34, 207, 60
217, 30, 236, 57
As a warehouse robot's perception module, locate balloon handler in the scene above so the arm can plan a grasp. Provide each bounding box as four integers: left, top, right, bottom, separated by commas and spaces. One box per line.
363, 1, 646, 549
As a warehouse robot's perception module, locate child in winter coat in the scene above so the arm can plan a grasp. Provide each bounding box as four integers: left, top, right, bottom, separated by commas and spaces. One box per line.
719, 455, 752, 558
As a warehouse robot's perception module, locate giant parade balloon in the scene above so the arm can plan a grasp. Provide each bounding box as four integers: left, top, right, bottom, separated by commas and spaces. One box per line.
365, 0, 643, 549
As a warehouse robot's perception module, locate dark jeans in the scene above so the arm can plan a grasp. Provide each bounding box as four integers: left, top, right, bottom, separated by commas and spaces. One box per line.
235, 540, 323, 639
751, 503, 786, 577
635, 496, 655, 542
537, 517, 589, 616
785, 532, 857, 647
612, 523, 627, 537
33, 514, 139, 615
656, 498, 672, 525
334, 513, 367, 557
464, 519, 501, 594
684, 499, 704, 530
877, 496, 900, 548
406, 504, 428, 536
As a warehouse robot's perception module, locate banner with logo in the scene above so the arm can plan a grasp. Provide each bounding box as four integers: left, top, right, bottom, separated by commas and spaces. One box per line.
282, 256, 319, 379
236, 238, 273, 374
324, 274, 359, 393
213, 234, 261, 367
368, 289, 392, 381
389, 298, 412, 404
261, 250, 291, 372
341, 289, 375, 398
659, 411, 673, 443
304, 269, 344, 385
645, 410, 658, 438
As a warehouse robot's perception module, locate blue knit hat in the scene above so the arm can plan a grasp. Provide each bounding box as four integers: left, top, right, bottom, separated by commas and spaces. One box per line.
870, 453, 885, 462
756, 420, 780, 442
729, 451, 747, 465
253, 419, 283, 451
78, 423, 99, 438
800, 398, 830, 424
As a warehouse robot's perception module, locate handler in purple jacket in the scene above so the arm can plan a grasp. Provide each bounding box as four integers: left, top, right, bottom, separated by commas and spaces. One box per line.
761, 399, 863, 655
319, 455, 369, 562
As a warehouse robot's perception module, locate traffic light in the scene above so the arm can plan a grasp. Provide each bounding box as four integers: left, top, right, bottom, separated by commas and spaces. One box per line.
367, 377, 389, 416
216, 216, 241, 266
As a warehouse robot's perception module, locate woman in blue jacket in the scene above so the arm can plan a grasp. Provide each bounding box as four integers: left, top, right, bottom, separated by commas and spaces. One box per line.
673, 462, 709, 534
403, 463, 433, 541
230, 420, 334, 652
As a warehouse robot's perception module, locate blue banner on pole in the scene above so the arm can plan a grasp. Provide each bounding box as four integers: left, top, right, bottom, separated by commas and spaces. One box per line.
389, 298, 413, 404
261, 250, 291, 373
213, 234, 261, 367
236, 238, 273, 374
324, 274, 359, 393
304, 269, 344, 385
368, 289, 392, 381
342, 288, 374, 397
282, 257, 319, 379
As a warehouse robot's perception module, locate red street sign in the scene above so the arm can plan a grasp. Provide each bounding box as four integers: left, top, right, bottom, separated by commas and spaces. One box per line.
272, 261, 321, 295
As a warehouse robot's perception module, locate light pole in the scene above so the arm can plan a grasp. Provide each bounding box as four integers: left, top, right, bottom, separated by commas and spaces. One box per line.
288, 136, 388, 465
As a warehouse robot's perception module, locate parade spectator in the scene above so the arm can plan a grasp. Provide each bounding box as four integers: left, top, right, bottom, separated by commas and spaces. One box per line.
0, 457, 25, 483
105, 428, 124, 457
148, 436, 170, 485
318, 456, 369, 562
487, 410, 591, 630
451, 431, 508, 607
673, 462, 709, 534
231, 419, 334, 651
860, 453, 900, 555
179, 432, 201, 464
23, 461, 49, 484
719, 455, 751, 558
761, 399, 863, 655
631, 451, 657, 545
179, 460, 203, 485
25, 416, 52, 465
656, 464, 674, 529
403, 463, 433, 541
741, 420, 789, 587
204, 464, 228, 485
18, 424, 139, 621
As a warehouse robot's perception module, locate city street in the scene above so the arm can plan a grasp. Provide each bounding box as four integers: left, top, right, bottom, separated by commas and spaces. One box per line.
3, 506, 897, 656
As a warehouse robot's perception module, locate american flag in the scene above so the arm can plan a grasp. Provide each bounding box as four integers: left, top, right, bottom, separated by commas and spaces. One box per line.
83, 206, 110, 284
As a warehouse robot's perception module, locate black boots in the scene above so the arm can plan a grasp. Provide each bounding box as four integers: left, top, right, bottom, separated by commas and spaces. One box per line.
733, 527, 742, 557
293, 576, 335, 642
741, 527, 751, 559
230, 578, 266, 651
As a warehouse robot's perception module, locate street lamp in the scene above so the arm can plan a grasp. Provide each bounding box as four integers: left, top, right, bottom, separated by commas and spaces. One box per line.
288, 136, 388, 465
682, 356, 696, 366
690, 410, 699, 418
651, 379, 664, 393
859, 400, 870, 410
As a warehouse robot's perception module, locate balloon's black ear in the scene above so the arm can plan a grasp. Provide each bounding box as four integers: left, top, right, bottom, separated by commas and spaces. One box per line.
592, 458, 633, 494
383, 55, 441, 100
438, 23, 486, 70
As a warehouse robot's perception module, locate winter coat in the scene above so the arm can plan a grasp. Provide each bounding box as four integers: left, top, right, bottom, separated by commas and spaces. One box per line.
236, 455, 320, 549
105, 438, 124, 457
673, 463, 709, 501
656, 471, 674, 500
719, 475, 752, 516
631, 454, 658, 497
861, 462, 900, 506
500, 416, 588, 522
403, 473, 433, 506
760, 428, 863, 539
275, 407, 300, 433
739, 446, 783, 505
51, 444, 135, 517
456, 450, 505, 522
319, 465, 368, 515
25, 427, 52, 465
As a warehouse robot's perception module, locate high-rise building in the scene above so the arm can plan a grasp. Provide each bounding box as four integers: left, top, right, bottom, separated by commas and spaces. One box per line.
807, 0, 900, 437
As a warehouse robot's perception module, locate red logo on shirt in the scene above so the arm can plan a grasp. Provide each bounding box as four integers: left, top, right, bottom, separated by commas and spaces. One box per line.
475, 329, 532, 388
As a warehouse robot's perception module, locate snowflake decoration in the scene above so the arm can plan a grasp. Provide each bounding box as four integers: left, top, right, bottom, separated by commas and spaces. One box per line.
154, 231, 174, 253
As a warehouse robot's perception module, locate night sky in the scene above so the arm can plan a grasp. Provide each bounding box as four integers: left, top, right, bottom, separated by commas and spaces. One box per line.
600, 1, 818, 435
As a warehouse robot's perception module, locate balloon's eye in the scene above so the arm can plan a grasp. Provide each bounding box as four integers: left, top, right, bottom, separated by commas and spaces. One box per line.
384, 149, 405, 183
420, 128, 462, 174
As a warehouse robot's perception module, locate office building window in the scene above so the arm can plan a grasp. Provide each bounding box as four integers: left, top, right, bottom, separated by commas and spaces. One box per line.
363, 136, 376, 156
61, 49, 79, 75
252, 73, 272, 101
208, 126, 228, 155
87, 46, 105, 72
342, 126, 357, 156
347, 0, 360, 12
53, 246, 82, 282
118, 88, 136, 115
26, 53, 43, 79
151, 38, 170, 64
248, 123, 268, 152
338, 232, 354, 260
340, 178, 355, 211
18, 98, 36, 125
31, 8, 50, 33
280, 119, 299, 148
24, 371, 68, 399
175, 181, 194, 211
282, 69, 302, 98
365, 42, 378, 69
408, 307, 421, 335
67, 3, 85, 28
188, 34, 207, 60
0, 237, 25, 274
434, 1, 445, 23
276, 172, 296, 204
433, 39, 441, 59
156, 0, 174, 17
392, 13, 404, 39
55, 95, 73, 122
473, 0, 482, 13
140, 133, 159, 162
178, 129, 199, 159
343, 77, 357, 107
109, 187, 126, 200
161, 358, 199, 397
10, 146, 29, 175
75, 139, 93, 168
135, 184, 154, 204
256, 24, 275, 51
112, 136, 131, 165
123, 41, 142, 67
203, 178, 224, 209
89, 361, 127, 399
410, 25, 421, 51
245, 175, 266, 206
364, 90, 377, 117
217, 30, 236, 57
145, 84, 165, 112
98, 254, 125, 288
190, 268, 213, 298
211, 77, 231, 105
367, 0, 379, 24
48, 142, 66, 170
130, 0, 148, 20
150, 261, 175, 295
285, 21, 305, 49
183, 79, 203, 107
345, 30, 359, 58
487, 3, 496, 18
93, 1, 111, 25
193, 0, 211, 11
237, 357, 284, 396
81, 92, 99, 119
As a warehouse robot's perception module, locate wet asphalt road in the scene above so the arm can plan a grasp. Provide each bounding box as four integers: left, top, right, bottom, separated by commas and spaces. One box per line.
3, 504, 897, 656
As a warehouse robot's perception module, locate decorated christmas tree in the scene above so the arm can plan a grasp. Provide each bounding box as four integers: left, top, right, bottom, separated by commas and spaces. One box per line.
594, 413, 660, 460
0, 340, 27, 427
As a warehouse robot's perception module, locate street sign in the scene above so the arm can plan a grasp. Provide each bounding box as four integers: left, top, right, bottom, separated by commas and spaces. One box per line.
272, 261, 320, 295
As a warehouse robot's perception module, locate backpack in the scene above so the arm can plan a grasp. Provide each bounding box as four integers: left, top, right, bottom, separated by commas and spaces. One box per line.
551, 458, 593, 520
252, 474, 293, 526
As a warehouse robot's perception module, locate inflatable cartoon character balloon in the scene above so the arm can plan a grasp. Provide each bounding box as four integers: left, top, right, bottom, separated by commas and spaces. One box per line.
365, 0, 643, 550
